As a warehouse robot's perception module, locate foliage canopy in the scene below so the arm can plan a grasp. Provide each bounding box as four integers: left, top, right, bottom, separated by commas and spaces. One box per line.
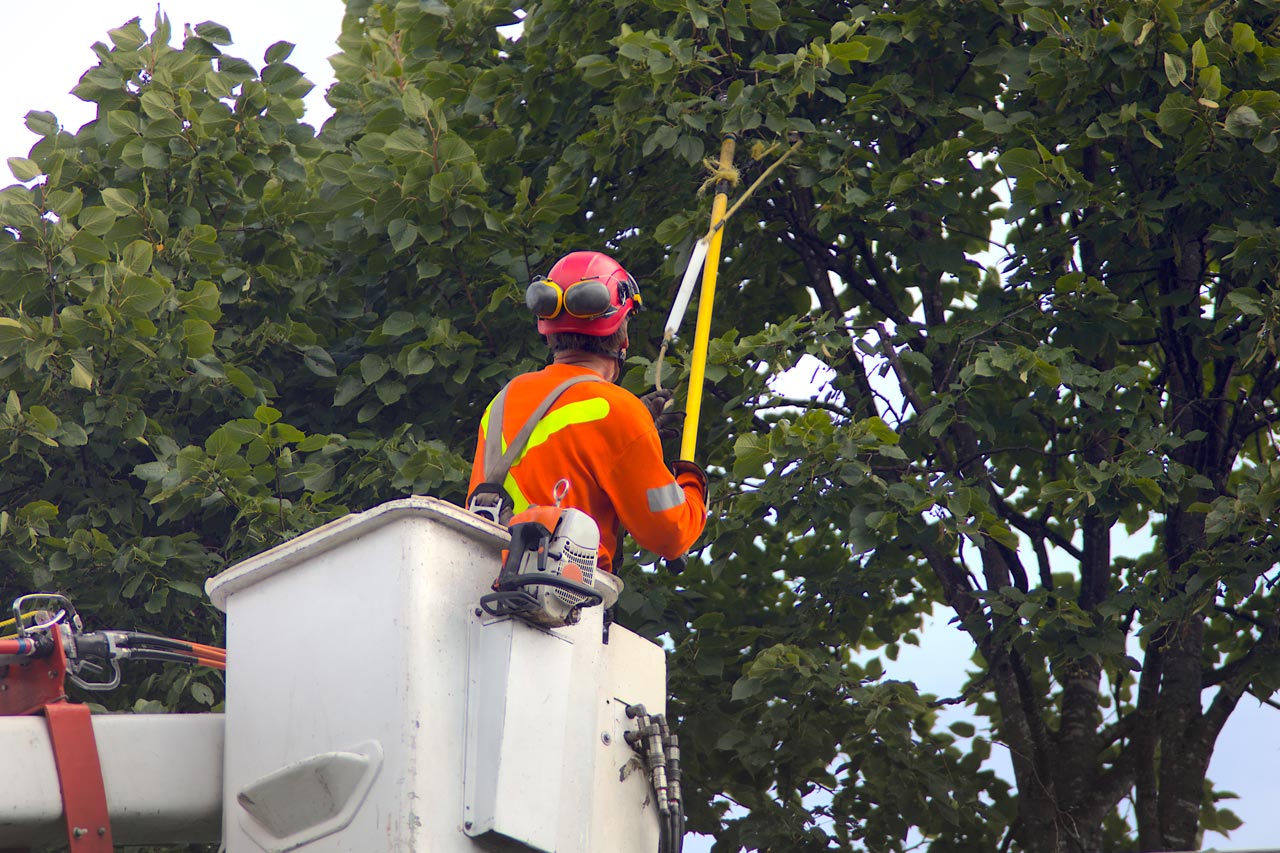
4, 1, 1280, 851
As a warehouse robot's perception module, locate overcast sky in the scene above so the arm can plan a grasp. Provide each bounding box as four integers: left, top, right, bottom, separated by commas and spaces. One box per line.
2, 4, 1278, 850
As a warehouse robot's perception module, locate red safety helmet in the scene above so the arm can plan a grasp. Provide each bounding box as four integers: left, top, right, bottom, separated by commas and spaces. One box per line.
526, 251, 642, 337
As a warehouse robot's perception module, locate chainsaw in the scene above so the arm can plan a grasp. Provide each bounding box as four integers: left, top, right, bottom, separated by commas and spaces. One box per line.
478, 480, 611, 627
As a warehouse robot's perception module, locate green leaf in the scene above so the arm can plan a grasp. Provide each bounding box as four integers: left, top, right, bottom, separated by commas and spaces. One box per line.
58, 422, 89, 446
7, 157, 40, 182
254, 405, 282, 425
121, 240, 154, 275
132, 461, 169, 482
303, 347, 337, 378
296, 434, 328, 452
733, 433, 772, 479
828, 41, 870, 62
333, 375, 363, 407
265, 41, 295, 64
182, 318, 215, 358
1225, 105, 1261, 137
190, 681, 215, 705
405, 346, 436, 375
997, 147, 1041, 178
108, 19, 147, 51
987, 523, 1020, 549
1232, 23, 1259, 55
119, 276, 167, 317
101, 188, 138, 216
121, 573, 148, 599
1135, 477, 1164, 504
1191, 39, 1208, 70
749, 0, 782, 30
69, 353, 94, 391
226, 367, 257, 397
382, 311, 417, 337
730, 677, 763, 701
106, 110, 141, 139
865, 416, 900, 445
360, 354, 389, 384
388, 218, 418, 252
1164, 53, 1187, 88
77, 206, 117, 236
272, 422, 306, 443
194, 21, 233, 45
24, 110, 59, 137
169, 580, 204, 597
1205, 9, 1223, 39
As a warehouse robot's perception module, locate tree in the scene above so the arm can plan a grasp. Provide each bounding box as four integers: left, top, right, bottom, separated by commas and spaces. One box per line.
4, 2, 1280, 852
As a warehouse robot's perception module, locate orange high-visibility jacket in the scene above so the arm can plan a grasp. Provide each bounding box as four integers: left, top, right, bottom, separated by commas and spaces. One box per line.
468, 364, 707, 572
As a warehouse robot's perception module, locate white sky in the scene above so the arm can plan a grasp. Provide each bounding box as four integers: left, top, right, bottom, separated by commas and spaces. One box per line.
2, 4, 1277, 850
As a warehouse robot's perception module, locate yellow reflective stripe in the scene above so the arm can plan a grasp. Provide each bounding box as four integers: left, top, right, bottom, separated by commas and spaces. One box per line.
480, 396, 611, 514
505, 472, 530, 513
523, 398, 610, 454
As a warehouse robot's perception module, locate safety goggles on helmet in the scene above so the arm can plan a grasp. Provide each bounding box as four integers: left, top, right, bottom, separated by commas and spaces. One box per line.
526, 275, 643, 321
530, 251, 641, 338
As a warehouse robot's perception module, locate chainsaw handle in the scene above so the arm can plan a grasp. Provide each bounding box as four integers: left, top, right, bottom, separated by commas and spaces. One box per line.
503, 573, 604, 609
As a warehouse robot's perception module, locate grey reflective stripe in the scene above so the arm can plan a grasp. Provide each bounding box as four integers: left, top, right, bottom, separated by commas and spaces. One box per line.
646, 482, 686, 513
483, 374, 605, 486
482, 385, 511, 484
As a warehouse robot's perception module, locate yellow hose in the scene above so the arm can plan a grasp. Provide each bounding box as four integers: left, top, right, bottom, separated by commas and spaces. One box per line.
680, 136, 736, 461
0, 611, 38, 634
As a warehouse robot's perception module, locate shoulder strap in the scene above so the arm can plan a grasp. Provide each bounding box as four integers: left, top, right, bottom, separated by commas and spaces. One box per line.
482, 373, 604, 487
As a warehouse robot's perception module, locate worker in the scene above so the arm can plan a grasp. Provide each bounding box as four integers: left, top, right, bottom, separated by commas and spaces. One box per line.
467, 250, 708, 573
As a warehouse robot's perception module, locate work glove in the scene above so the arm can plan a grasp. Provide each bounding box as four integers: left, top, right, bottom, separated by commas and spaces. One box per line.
669, 459, 709, 503
641, 389, 686, 445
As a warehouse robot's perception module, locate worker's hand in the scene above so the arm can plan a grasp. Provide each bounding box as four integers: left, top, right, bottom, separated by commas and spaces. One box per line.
670, 459, 708, 502
642, 389, 684, 446
654, 410, 685, 444
640, 388, 674, 419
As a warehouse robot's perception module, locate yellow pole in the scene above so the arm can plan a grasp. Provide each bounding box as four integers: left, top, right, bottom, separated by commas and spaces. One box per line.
680, 135, 736, 461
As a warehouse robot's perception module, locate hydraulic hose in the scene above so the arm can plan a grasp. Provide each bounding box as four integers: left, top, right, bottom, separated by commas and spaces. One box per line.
0, 637, 44, 656
124, 649, 226, 669
628, 704, 685, 853
111, 631, 226, 668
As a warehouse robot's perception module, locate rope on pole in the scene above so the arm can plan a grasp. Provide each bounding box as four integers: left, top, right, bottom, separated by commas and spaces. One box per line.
654, 137, 802, 392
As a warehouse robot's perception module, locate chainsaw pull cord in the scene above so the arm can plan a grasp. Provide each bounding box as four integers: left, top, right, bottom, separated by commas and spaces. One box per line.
654, 136, 803, 393
468, 374, 604, 523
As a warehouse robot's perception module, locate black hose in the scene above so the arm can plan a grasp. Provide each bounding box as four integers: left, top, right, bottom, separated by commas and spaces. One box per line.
659, 716, 684, 853
628, 703, 685, 853
658, 811, 673, 853
124, 649, 201, 666
118, 631, 194, 653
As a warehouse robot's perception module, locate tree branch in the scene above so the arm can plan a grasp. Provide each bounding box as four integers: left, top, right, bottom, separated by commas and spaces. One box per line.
875, 322, 931, 417
990, 492, 1085, 562
756, 396, 853, 419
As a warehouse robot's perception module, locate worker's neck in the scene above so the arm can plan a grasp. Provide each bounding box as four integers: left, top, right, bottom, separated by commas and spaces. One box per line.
553, 350, 619, 383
